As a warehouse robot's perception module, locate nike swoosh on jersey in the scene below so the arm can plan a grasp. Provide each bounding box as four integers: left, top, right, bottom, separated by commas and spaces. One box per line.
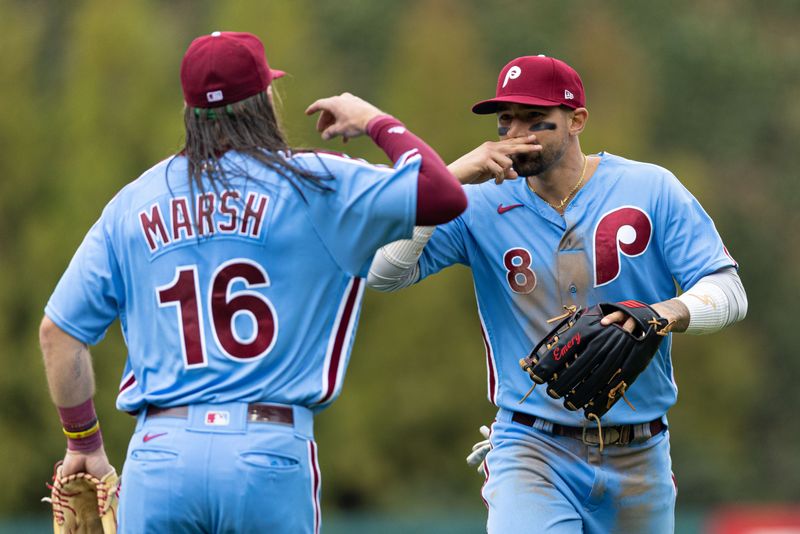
143, 432, 168, 443
497, 203, 524, 214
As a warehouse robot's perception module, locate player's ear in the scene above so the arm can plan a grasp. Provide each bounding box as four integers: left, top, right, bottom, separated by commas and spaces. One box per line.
568, 108, 588, 136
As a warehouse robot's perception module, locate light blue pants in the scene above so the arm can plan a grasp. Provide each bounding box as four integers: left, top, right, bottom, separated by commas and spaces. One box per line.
483, 408, 676, 534
118, 402, 320, 534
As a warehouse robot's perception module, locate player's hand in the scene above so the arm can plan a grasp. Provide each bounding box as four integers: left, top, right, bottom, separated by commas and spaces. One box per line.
600, 298, 689, 334
599, 309, 637, 333
465, 425, 492, 476
305, 92, 384, 142
448, 136, 542, 185
60, 447, 114, 480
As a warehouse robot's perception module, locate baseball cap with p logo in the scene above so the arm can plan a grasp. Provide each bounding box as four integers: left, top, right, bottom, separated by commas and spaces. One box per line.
472, 55, 585, 114
180, 31, 286, 108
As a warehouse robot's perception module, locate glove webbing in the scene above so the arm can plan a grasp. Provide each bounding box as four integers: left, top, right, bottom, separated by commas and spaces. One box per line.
50, 472, 105, 523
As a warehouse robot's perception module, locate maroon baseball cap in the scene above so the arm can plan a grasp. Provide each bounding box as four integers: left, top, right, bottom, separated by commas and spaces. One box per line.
180, 31, 286, 108
472, 55, 585, 114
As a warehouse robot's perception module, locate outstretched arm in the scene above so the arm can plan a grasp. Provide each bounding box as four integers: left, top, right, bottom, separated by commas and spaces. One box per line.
305, 92, 467, 225
367, 137, 543, 292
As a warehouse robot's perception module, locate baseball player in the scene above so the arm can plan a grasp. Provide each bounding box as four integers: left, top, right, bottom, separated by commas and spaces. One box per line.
368, 55, 747, 533
40, 31, 466, 533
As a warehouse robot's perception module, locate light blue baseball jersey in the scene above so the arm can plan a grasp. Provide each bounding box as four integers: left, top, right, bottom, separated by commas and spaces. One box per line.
46, 150, 420, 413
419, 152, 736, 425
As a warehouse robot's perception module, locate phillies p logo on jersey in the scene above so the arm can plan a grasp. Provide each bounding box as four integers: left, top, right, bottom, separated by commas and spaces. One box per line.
593, 206, 653, 287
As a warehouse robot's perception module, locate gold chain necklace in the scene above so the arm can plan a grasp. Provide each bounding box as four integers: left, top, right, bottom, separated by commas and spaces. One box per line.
527, 154, 588, 212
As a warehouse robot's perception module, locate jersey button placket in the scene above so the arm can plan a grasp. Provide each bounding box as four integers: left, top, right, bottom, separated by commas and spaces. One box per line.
557, 219, 588, 305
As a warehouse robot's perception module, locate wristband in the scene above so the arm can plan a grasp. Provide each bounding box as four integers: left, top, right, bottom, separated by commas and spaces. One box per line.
58, 398, 104, 452
62, 420, 100, 439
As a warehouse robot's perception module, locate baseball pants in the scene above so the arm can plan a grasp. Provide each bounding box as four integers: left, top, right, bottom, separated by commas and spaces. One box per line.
118, 401, 320, 533
483, 408, 676, 534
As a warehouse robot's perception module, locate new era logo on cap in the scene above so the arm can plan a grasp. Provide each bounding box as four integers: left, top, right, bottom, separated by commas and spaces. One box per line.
472, 55, 585, 114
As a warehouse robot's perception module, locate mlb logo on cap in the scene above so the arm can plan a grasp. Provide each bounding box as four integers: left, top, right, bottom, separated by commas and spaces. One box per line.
472, 55, 585, 114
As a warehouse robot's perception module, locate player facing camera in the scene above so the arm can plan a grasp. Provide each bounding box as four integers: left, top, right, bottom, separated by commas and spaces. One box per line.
368, 53, 746, 533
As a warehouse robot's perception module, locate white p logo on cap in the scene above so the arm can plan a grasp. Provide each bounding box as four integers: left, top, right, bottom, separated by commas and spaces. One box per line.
502, 66, 522, 88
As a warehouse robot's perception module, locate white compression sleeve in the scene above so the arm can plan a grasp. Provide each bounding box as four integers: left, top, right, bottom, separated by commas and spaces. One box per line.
677, 267, 748, 335
367, 226, 434, 292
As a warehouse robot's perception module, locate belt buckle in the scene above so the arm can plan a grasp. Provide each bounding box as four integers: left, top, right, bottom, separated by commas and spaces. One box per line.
581, 425, 600, 446
581, 425, 622, 446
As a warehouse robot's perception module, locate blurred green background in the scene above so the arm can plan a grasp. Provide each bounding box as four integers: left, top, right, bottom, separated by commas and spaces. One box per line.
1, 0, 798, 531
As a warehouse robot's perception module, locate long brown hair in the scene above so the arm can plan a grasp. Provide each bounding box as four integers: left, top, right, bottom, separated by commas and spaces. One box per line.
180, 90, 331, 199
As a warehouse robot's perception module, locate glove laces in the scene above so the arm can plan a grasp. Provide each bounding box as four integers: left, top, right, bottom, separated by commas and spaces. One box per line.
518, 306, 579, 404
649, 316, 675, 336
608, 380, 636, 411
586, 413, 605, 453
546, 305, 578, 324
42, 480, 78, 524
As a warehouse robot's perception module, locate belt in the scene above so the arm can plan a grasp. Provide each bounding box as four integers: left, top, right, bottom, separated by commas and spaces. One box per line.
146, 403, 294, 426
511, 411, 664, 447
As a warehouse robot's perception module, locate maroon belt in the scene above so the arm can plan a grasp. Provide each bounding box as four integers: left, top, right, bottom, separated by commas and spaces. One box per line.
511, 411, 664, 447
147, 403, 294, 426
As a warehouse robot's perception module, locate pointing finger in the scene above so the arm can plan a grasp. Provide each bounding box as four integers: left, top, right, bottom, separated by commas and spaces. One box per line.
304, 101, 322, 116
305, 97, 334, 116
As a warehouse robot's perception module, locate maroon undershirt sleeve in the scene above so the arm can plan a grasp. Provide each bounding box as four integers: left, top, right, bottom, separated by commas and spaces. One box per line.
367, 115, 467, 225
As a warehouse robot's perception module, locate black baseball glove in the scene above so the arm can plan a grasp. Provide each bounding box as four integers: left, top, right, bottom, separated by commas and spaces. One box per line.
519, 301, 670, 420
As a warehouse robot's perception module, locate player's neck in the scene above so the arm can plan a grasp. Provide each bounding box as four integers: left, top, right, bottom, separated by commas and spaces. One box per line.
527, 150, 595, 213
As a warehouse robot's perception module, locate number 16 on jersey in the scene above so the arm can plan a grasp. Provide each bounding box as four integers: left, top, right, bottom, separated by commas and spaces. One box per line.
157, 258, 278, 369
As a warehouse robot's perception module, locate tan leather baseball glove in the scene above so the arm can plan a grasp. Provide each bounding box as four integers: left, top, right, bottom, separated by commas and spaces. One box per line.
44, 461, 119, 534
